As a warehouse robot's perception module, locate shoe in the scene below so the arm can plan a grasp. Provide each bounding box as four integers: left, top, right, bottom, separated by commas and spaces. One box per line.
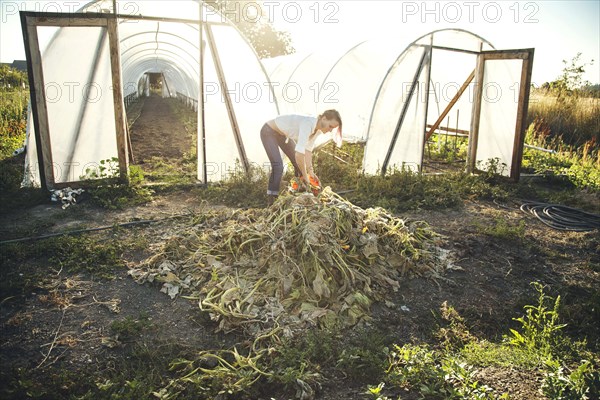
267, 194, 277, 206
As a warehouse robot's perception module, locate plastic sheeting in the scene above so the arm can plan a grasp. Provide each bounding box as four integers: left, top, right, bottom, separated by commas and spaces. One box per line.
24, 25, 119, 185
476, 59, 523, 176
264, 29, 496, 175
364, 45, 429, 174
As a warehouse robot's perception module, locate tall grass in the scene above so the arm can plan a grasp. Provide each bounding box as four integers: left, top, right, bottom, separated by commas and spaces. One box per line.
523, 92, 599, 192
527, 90, 599, 148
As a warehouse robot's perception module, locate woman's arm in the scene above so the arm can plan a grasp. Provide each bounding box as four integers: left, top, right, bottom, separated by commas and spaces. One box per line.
295, 150, 317, 186
304, 150, 314, 176
295, 151, 309, 182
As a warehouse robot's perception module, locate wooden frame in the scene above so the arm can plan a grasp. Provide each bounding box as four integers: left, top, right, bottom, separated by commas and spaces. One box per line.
21, 13, 53, 189
21, 12, 128, 189
467, 49, 535, 181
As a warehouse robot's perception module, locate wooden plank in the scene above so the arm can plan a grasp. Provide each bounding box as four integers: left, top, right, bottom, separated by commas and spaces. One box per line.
467, 54, 485, 173
426, 125, 469, 136
205, 25, 249, 173
22, 16, 55, 189
198, 24, 207, 183
481, 50, 531, 60
30, 16, 107, 27
425, 69, 475, 142
511, 49, 535, 181
107, 17, 129, 182
51, 178, 118, 190
20, 11, 230, 27
431, 45, 480, 55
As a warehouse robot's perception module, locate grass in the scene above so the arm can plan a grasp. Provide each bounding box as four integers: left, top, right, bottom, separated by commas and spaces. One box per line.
0, 228, 148, 301
371, 284, 600, 400
527, 90, 599, 148
271, 326, 390, 388
1, 335, 191, 400
110, 313, 152, 340
476, 216, 527, 241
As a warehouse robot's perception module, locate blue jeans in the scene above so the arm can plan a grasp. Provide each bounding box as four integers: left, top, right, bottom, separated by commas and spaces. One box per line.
260, 123, 301, 195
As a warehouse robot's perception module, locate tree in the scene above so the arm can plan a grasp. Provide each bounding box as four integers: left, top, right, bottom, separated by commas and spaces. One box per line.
204, 1, 294, 58
549, 53, 594, 100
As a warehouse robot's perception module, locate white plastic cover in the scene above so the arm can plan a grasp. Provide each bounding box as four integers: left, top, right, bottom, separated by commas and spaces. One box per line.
25, 25, 118, 185
363, 45, 429, 174
475, 59, 523, 176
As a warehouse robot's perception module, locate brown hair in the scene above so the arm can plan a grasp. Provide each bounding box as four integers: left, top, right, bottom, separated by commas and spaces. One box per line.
320, 109, 342, 135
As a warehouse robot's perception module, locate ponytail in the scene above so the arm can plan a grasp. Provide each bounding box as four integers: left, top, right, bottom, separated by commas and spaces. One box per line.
322, 109, 343, 147
322, 109, 342, 136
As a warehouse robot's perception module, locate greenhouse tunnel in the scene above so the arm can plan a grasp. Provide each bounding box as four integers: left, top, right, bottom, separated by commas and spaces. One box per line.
263, 28, 534, 178
22, 0, 278, 189
21, 2, 533, 190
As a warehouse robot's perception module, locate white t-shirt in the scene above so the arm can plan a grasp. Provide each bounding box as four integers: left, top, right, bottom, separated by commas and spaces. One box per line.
273, 114, 321, 154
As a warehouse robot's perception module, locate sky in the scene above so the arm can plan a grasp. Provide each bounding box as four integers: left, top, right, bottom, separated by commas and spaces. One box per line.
1, 0, 599, 86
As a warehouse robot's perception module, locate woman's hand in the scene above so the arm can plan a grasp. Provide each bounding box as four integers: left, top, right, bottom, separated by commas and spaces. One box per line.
308, 174, 321, 189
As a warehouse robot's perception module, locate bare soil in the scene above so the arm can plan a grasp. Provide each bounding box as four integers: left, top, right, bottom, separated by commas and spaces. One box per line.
1, 96, 598, 400
129, 93, 194, 163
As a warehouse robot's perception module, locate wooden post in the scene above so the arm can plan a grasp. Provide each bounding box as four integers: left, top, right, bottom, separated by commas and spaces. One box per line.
107, 16, 129, 182
467, 55, 485, 174
21, 14, 55, 190
205, 24, 249, 174
511, 49, 535, 181
198, 7, 207, 183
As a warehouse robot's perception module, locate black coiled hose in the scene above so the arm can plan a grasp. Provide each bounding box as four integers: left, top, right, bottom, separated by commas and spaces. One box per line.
520, 202, 600, 232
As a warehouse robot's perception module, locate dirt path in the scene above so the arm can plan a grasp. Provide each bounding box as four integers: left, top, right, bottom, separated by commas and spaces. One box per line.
129, 94, 194, 163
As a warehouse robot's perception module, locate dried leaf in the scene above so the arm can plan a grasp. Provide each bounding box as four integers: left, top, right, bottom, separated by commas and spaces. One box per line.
312, 269, 331, 299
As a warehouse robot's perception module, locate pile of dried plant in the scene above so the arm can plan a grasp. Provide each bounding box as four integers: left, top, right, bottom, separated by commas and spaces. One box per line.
128, 187, 452, 396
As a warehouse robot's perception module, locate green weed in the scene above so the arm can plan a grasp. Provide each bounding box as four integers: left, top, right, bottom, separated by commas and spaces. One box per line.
375, 285, 600, 398
81, 159, 154, 209
110, 313, 152, 340
522, 118, 599, 192
542, 358, 600, 400
435, 301, 476, 350
477, 217, 527, 241
385, 343, 503, 399
0, 88, 28, 159
505, 282, 567, 359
